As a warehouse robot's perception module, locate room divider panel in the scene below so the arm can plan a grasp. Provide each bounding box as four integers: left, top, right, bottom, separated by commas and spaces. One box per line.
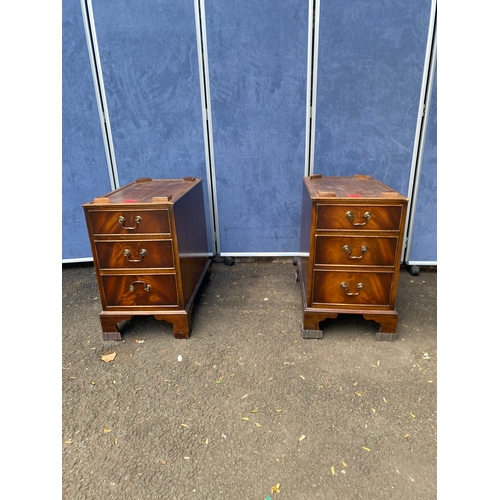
63, 0, 437, 264
406, 66, 437, 266
87, 0, 214, 253
62, 0, 111, 261
312, 0, 433, 201
203, 0, 309, 255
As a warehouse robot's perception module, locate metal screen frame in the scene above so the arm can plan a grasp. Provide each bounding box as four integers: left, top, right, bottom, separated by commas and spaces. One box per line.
80, 0, 119, 190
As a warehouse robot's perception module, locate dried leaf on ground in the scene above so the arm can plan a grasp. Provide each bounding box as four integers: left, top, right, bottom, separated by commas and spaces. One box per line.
101, 352, 116, 363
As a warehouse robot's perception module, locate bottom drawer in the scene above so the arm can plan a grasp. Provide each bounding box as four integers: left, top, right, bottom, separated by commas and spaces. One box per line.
101, 274, 178, 308
312, 270, 393, 306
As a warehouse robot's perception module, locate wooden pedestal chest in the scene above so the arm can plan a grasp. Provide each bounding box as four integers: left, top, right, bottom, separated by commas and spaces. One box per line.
296, 174, 408, 341
82, 177, 212, 340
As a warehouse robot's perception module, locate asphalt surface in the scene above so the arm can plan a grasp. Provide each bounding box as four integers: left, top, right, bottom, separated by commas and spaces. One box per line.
62, 257, 437, 499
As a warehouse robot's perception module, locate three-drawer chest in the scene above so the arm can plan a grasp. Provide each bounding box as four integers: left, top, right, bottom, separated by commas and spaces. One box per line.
296, 174, 408, 341
82, 177, 212, 341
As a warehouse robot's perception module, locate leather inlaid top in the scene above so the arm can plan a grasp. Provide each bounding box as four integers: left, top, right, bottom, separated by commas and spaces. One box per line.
85, 178, 201, 206
304, 174, 407, 200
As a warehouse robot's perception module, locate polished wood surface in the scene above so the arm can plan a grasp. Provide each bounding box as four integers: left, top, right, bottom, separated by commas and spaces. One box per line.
312, 270, 394, 306
314, 235, 398, 267
297, 174, 408, 340
95, 240, 175, 270
101, 274, 179, 307
316, 204, 403, 231
83, 178, 211, 340
88, 209, 171, 235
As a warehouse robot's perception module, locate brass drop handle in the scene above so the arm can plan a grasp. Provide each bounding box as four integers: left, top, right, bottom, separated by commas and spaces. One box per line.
117, 215, 142, 230
129, 281, 152, 293
343, 245, 368, 259
340, 282, 364, 296
123, 248, 147, 262
345, 211, 372, 226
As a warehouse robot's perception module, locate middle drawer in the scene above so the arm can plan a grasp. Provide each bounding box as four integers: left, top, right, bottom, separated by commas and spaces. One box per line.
95, 240, 175, 270
314, 235, 398, 267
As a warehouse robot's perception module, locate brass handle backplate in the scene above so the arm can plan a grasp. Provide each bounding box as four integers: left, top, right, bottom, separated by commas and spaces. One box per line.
345, 211, 372, 226
117, 215, 142, 230
340, 282, 364, 296
129, 281, 152, 293
343, 245, 368, 259
123, 248, 147, 262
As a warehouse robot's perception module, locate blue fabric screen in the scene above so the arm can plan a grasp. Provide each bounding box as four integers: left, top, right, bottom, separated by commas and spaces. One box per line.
407, 68, 437, 263
62, 0, 436, 262
62, 0, 111, 260
314, 0, 432, 197
205, 1, 309, 254
91, 0, 213, 252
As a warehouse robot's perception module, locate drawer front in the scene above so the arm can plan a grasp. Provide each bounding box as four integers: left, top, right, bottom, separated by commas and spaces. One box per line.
314, 235, 398, 267
88, 209, 170, 235
312, 270, 393, 306
95, 240, 174, 269
102, 274, 178, 307
316, 205, 402, 231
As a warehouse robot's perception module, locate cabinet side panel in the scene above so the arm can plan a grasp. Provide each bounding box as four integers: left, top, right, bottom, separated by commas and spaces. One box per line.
300, 182, 312, 255
174, 182, 210, 305
299, 182, 312, 299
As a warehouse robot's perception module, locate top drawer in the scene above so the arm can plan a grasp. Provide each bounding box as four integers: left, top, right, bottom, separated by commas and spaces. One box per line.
316, 204, 402, 231
87, 209, 171, 235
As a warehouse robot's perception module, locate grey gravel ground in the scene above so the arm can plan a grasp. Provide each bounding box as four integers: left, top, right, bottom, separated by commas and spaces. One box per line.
62, 258, 437, 500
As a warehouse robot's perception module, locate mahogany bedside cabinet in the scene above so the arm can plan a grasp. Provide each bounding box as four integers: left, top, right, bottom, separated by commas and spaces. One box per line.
296, 174, 408, 341
82, 177, 212, 340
